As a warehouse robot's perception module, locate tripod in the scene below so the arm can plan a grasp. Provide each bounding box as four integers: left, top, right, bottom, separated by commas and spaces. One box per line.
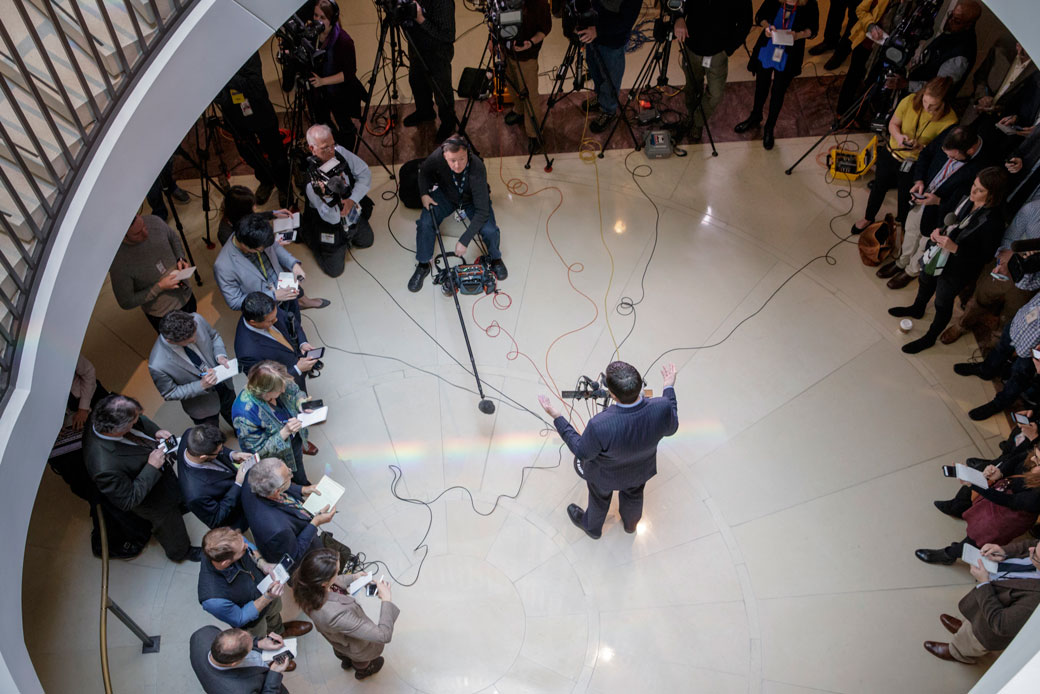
429, 214, 496, 415
357, 10, 408, 155
458, 37, 554, 172
585, 41, 642, 156
175, 105, 232, 248
530, 37, 586, 167
161, 186, 202, 287
784, 78, 881, 176
610, 14, 718, 157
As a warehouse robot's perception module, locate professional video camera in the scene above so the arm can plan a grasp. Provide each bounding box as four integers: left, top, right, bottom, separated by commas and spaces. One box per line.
561, 0, 597, 41
486, 0, 524, 40
306, 154, 355, 206
374, 0, 418, 25
275, 16, 326, 75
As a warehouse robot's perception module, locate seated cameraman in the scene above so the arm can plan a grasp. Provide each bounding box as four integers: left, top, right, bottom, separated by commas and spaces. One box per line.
304, 124, 374, 278
407, 135, 508, 292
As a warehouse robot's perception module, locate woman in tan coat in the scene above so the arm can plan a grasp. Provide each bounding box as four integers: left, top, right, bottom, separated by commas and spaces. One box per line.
292, 548, 400, 680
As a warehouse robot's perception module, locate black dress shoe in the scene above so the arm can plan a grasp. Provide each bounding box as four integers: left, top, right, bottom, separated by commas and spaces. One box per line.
355, 656, 384, 680
623, 520, 639, 534
902, 335, 936, 354
436, 120, 459, 142
490, 258, 508, 281
888, 305, 924, 318
504, 111, 524, 126
808, 41, 834, 56
403, 110, 435, 127
340, 656, 354, 670
185, 546, 203, 562
762, 126, 775, 150
407, 263, 431, 292
886, 271, 916, 290
933, 500, 963, 519
734, 115, 761, 133
876, 260, 900, 278
851, 222, 869, 236
915, 548, 956, 565
823, 48, 850, 71
953, 362, 984, 377
940, 614, 963, 634
567, 504, 600, 539
923, 641, 957, 661
968, 401, 1002, 421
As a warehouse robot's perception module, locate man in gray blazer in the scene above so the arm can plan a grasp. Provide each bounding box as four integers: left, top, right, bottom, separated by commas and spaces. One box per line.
213, 213, 327, 312
189, 625, 292, 693
149, 311, 235, 427
539, 361, 679, 539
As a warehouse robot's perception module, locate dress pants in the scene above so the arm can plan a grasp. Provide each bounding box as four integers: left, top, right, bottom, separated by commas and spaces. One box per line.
894, 205, 929, 275
132, 473, 192, 561
907, 272, 961, 342
679, 48, 728, 133
950, 621, 988, 663
751, 68, 795, 129
586, 43, 627, 116
244, 597, 285, 639
289, 434, 310, 486
821, 0, 856, 46
504, 56, 544, 138
583, 480, 646, 534
835, 43, 872, 117
954, 260, 1037, 332
190, 382, 236, 429
976, 322, 1037, 408
333, 643, 382, 671
407, 40, 457, 128
864, 147, 913, 225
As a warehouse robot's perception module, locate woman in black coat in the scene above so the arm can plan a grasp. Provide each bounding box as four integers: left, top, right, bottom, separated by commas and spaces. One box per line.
735, 0, 819, 149
889, 166, 1009, 354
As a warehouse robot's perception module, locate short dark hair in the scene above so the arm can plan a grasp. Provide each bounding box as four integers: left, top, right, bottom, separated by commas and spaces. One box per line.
186, 424, 226, 457
942, 125, 977, 155
235, 213, 274, 250
92, 394, 143, 434
202, 527, 241, 563
222, 185, 256, 228
242, 291, 276, 323
442, 135, 468, 153
158, 311, 197, 343
976, 166, 1009, 208
211, 628, 251, 665
604, 361, 642, 404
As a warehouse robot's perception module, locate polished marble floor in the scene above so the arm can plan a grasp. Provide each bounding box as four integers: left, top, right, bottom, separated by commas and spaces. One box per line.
24, 132, 1009, 694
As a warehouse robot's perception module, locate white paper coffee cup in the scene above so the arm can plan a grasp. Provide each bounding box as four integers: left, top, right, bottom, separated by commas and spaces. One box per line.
898, 319, 913, 334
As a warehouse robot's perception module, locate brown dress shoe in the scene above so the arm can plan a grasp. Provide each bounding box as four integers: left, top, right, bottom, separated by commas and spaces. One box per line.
303, 441, 319, 455
281, 620, 313, 638
940, 614, 963, 634
887, 271, 915, 290
876, 260, 900, 279
284, 659, 297, 672
924, 641, 957, 661
940, 324, 965, 345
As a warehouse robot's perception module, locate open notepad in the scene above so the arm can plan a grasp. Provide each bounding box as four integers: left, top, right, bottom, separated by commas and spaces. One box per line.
953, 463, 989, 488
211, 358, 238, 384
260, 638, 297, 663
170, 266, 196, 282
256, 560, 291, 594
272, 212, 301, 234
277, 272, 299, 291
297, 405, 328, 428
302, 475, 345, 515
961, 543, 999, 573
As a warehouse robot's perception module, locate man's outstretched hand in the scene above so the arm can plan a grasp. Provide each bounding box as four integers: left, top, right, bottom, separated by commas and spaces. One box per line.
661, 363, 677, 388
538, 395, 562, 419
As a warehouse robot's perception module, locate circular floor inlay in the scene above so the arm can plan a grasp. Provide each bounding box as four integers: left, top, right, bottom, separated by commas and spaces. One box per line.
389, 554, 525, 694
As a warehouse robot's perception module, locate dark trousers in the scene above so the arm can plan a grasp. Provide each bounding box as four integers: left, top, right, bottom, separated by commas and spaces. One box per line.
190, 382, 236, 429
306, 218, 374, 278
415, 189, 501, 264
408, 40, 456, 128
133, 475, 192, 561
145, 293, 197, 333
865, 147, 913, 224
836, 43, 872, 117
230, 126, 291, 193
751, 68, 795, 129
978, 322, 1038, 408
822, 0, 856, 46
290, 434, 310, 486
908, 272, 960, 341
309, 92, 360, 152
146, 158, 177, 222
583, 480, 646, 534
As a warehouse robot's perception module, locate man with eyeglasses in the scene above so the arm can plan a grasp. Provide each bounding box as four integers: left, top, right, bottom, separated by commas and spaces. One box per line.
303, 124, 374, 278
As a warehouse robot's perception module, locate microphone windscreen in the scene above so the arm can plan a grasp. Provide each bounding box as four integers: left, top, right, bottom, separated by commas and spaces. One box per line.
943, 213, 959, 226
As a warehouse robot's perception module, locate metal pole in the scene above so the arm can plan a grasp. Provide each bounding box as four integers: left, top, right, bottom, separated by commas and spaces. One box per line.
105, 598, 161, 654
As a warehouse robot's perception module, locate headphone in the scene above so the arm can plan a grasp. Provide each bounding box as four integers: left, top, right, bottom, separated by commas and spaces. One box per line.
443, 135, 470, 151
317, 0, 339, 26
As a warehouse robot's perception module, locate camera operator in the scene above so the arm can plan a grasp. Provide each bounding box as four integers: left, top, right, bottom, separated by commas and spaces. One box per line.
407, 135, 508, 292
498, 0, 553, 146
402, 0, 459, 141
832, 0, 894, 119
579, 0, 642, 134
672, 0, 753, 145
304, 124, 374, 278
538, 362, 679, 539
214, 51, 292, 208
308, 0, 367, 150
887, 0, 981, 95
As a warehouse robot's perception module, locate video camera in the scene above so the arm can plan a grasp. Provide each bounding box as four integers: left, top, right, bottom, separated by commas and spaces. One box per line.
486, 0, 524, 41
375, 0, 418, 25
306, 154, 355, 207
562, 0, 597, 41
275, 16, 326, 76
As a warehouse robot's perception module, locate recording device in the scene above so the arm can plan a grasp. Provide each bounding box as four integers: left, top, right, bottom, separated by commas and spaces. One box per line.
1014, 412, 1031, 425
306, 357, 325, 379
157, 435, 178, 454
911, 191, 927, 200
433, 253, 498, 296
275, 16, 326, 76
1033, 348, 1040, 361
562, 375, 609, 400
306, 348, 326, 360
375, 0, 418, 25
272, 652, 290, 665
561, 0, 597, 40
365, 581, 378, 597
302, 398, 325, 411
941, 465, 957, 477
485, 0, 523, 40
1006, 239, 1040, 282
307, 155, 354, 206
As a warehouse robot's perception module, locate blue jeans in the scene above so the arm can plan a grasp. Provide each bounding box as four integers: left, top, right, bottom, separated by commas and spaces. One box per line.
979, 322, 1037, 407
415, 188, 502, 263
587, 43, 626, 116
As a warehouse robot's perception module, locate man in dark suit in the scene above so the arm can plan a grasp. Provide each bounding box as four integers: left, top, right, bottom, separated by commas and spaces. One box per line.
923, 538, 1040, 663
235, 292, 319, 393
539, 361, 679, 539
241, 457, 335, 564
189, 624, 292, 692
178, 425, 256, 530
83, 394, 200, 562
149, 310, 236, 427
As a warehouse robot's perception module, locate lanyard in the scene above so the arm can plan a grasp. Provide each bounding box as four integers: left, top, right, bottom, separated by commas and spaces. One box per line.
255, 251, 267, 279
780, 3, 795, 30
911, 111, 934, 143
452, 167, 468, 202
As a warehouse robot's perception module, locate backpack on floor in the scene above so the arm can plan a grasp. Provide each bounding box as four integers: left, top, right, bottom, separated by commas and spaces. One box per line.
398, 158, 425, 209
858, 213, 900, 266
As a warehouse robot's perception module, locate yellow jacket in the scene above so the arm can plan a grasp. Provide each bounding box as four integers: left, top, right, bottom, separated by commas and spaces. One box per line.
848, 0, 890, 49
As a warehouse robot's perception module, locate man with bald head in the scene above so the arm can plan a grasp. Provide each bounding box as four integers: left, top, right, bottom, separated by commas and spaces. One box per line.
189, 625, 293, 692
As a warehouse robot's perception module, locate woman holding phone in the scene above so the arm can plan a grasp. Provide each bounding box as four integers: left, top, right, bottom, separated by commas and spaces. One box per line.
217, 186, 292, 246
292, 548, 401, 681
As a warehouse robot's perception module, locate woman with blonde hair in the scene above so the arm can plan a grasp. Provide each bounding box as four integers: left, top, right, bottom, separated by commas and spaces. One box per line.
231, 361, 316, 485
292, 548, 401, 681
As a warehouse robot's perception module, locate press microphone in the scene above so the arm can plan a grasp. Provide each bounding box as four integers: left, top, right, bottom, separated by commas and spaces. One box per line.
561, 388, 609, 399
943, 212, 959, 226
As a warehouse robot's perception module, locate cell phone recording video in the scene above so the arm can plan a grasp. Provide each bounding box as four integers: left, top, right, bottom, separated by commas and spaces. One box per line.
306, 348, 325, 359
941, 465, 957, 478
366, 582, 378, 597
1014, 413, 1031, 425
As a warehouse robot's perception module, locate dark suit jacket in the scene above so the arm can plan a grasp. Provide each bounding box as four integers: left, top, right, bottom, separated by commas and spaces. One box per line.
241, 473, 321, 564
234, 309, 308, 391
959, 538, 1040, 651
82, 413, 181, 514
912, 132, 994, 233
189, 625, 288, 694
929, 201, 1005, 288
177, 429, 246, 530
553, 388, 679, 490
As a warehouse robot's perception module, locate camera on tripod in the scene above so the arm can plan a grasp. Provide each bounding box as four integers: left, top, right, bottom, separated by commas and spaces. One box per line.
375, 0, 418, 25
562, 0, 597, 41
275, 16, 326, 77
485, 0, 524, 40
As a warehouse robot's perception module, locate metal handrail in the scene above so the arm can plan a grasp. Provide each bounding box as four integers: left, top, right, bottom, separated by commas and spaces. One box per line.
0, 0, 195, 405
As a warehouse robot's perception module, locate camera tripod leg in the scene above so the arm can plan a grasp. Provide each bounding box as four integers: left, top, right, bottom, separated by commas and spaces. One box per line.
676, 43, 718, 157
490, 40, 553, 172
162, 187, 202, 287
784, 80, 878, 175
590, 44, 641, 155
525, 40, 582, 170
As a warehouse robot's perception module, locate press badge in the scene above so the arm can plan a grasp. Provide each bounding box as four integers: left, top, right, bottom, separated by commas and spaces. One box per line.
240, 99, 253, 117
900, 159, 913, 173
773, 46, 784, 63
454, 209, 467, 223
229, 89, 245, 104
702, 55, 712, 68
155, 260, 166, 274
320, 232, 336, 244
